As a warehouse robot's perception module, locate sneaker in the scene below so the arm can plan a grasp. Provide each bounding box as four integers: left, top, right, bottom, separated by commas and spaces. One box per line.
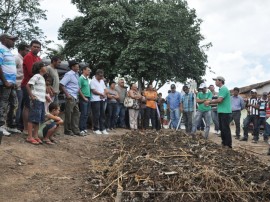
101, 130, 109, 135
0, 127, 11, 136
6, 127, 22, 134
79, 131, 87, 136
93, 130, 102, 135
83, 130, 88, 134
217, 130, 221, 135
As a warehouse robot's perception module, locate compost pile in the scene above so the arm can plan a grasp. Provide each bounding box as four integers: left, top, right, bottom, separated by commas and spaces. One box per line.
85, 131, 270, 202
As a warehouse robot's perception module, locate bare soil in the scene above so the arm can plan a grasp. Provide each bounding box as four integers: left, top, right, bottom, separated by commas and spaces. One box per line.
0, 126, 269, 202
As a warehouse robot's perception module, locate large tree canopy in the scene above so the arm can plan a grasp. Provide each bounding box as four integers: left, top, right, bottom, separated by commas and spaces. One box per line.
0, 0, 47, 44
59, 0, 211, 88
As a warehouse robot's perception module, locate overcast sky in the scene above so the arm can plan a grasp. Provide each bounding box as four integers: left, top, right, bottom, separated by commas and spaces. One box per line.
38, 0, 270, 93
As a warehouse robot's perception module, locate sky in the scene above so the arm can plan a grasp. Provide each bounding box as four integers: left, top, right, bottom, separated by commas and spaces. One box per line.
38, 0, 270, 95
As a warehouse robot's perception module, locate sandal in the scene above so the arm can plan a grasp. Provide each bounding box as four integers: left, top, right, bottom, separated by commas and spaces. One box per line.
34, 138, 43, 144
26, 138, 39, 145
43, 139, 55, 145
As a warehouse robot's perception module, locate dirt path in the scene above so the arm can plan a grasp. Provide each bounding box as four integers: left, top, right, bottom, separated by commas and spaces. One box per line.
0, 126, 269, 202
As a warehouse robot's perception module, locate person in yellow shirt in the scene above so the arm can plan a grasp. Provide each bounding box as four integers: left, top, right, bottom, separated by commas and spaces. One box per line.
144, 84, 158, 130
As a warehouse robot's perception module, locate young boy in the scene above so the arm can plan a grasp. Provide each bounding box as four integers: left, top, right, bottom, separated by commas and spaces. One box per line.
41, 103, 63, 145
26, 62, 47, 145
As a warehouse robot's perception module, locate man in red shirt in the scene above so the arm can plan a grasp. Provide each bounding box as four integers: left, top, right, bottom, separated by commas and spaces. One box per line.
21, 40, 41, 134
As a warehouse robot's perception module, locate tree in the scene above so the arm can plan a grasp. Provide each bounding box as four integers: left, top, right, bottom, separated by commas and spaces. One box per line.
59, 0, 211, 88
0, 0, 47, 44
46, 44, 67, 60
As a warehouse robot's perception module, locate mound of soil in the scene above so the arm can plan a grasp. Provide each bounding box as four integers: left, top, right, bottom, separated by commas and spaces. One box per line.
83, 131, 270, 202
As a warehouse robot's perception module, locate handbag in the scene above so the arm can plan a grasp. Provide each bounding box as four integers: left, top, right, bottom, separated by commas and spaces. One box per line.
124, 96, 134, 108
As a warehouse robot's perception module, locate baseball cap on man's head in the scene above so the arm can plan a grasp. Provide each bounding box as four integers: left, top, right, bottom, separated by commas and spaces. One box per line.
0, 33, 18, 42
213, 76, 225, 81
250, 89, 257, 93
199, 83, 207, 89
68, 60, 79, 67
171, 84, 176, 89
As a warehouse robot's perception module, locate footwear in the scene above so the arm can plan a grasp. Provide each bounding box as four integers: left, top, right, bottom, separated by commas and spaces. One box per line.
267, 149, 270, 155
35, 138, 43, 144
235, 136, 240, 140
43, 139, 55, 145
6, 127, 22, 134
217, 130, 221, 135
0, 127, 11, 136
252, 140, 258, 144
101, 130, 109, 135
83, 130, 88, 133
26, 138, 39, 145
93, 130, 102, 135
240, 138, 248, 141
22, 130, 28, 135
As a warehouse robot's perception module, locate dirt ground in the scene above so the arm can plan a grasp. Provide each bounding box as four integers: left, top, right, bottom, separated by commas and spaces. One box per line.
0, 125, 269, 202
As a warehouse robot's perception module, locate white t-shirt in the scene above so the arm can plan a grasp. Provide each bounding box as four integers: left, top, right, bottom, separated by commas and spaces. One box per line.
90, 76, 106, 102
28, 74, 46, 102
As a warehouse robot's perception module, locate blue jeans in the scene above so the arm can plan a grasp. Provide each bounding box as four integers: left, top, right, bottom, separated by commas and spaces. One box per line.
243, 115, 259, 140
79, 98, 91, 131
116, 103, 126, 127
107, 102, 118, 129
170, 108, 180, 129
91, 101, 106, 131
211, 110, 219, 131
265, 120, 270, 139
192, 110, 211, 138
16, 89, 23, 129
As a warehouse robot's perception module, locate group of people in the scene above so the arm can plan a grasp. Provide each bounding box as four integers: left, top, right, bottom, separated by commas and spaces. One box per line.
0, 33, 269, 155
166, 77, 270, 155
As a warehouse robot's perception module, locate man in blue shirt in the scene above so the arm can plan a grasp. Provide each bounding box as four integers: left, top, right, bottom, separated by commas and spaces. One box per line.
167, 84, 181, 129
60, 60, 81, 136
230, 87, 245, 139
0, 34, 19, 136
180, 85, 194, 133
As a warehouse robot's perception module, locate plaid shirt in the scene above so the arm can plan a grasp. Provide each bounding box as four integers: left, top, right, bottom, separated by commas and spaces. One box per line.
181, 92, 194, 112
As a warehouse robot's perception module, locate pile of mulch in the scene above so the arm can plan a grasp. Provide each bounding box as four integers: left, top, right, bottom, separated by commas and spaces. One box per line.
82, 131, 270, 202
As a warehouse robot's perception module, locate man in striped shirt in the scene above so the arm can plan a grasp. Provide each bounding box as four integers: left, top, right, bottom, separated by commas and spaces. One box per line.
241, 89, 259, 143
180, 85, 194, 133
0, 34, 18, 136
257, 92, 268, 142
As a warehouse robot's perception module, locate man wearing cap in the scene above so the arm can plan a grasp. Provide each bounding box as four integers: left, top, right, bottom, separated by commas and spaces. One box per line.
191, 83, 212, 139
60, 60, 81, 136
230, 87, 245, 140
257, 92, 269, 142
204, 76, 232, 148
240, 89, 260, 142
0, 34, 18, 136
21, 40, 41, 135
167, 84, 181, 130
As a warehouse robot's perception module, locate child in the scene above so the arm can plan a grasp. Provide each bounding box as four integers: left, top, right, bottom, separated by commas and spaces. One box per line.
43, 74, 55, 114
26, 62, 47, 145
41, 102, 63, 145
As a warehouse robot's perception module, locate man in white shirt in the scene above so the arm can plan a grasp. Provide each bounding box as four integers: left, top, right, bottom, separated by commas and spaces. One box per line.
90, 69, 108, 135
15, 43, 29, 131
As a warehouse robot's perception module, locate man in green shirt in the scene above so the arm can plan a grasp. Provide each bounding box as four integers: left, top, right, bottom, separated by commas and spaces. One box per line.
79, 65, 91, 135
191, 83, 212, 139
204, 76, 232, 148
